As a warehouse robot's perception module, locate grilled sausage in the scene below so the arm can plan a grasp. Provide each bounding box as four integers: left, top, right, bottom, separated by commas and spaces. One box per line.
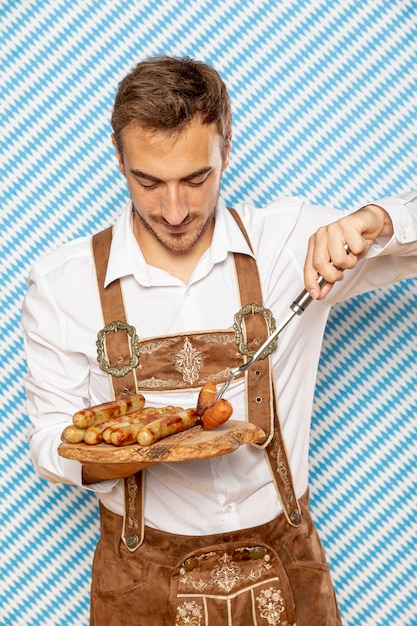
61, 425, 86, 443
196, 382, 217, 416
73, 394, 145, 429
109, 406, 180, 446
137, 408, 198, 446
83, 407, 160, 444
83, 414, 140, 445
200, 399, 233, 430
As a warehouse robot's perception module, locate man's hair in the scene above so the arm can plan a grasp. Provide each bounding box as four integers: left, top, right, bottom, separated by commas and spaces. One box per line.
111, 55, 232, 155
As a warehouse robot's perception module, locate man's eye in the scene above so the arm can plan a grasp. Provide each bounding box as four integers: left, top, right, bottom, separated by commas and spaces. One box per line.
186, 177, 208, 188
139, 180, 159, 189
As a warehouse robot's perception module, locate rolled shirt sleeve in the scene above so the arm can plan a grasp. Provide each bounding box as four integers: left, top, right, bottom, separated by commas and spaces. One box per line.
368, 190, 417, 256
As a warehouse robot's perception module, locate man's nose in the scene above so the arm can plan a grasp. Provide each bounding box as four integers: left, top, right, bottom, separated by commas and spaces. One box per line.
161, 187, 188, 225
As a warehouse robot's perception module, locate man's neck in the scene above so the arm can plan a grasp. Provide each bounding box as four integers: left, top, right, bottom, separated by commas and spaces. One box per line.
133, 218, 214, 285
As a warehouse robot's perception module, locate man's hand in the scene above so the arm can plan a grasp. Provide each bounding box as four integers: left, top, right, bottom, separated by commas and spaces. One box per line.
304, 204, 393, 299
82, 461, 151, 484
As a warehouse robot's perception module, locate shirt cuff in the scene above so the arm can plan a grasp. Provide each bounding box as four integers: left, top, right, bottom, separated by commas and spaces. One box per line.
363, 191, 417, 257
375, 191, 417, 245
61, 457, 119, 493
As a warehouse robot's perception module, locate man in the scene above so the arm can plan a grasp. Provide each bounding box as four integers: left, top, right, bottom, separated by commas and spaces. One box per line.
22, 55, 417, 625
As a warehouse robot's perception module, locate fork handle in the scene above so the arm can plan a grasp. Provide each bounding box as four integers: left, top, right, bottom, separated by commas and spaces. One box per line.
290, 274, 327, 315
291, 244, 350, 314
216, 246, 350, 400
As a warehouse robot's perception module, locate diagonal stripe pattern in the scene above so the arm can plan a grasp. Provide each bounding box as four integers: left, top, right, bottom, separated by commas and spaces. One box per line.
1, 1, 416, 624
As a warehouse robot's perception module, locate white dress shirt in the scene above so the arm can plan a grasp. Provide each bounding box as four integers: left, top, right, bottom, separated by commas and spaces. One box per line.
22, 192, 417, 534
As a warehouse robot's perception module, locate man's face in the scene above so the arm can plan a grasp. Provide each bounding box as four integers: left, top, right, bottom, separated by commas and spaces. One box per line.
113, 118, 230, 257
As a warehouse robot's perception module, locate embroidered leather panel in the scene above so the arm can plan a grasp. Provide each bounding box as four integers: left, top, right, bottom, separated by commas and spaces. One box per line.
173, 543, 296, 625
134, 330, 245, 391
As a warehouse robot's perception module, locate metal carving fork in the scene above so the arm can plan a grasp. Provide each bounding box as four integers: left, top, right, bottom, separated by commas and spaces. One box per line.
215, 245, 350, 401
214, 276, 326, 401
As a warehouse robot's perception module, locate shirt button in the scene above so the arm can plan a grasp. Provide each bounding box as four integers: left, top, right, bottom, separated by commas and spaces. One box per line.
401, 229, 408, 240
225, 505, 232, 513
186, 288, 191, 296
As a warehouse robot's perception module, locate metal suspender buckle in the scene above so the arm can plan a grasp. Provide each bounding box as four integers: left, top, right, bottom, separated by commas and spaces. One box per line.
233, 304, 277, 359
96, 320, 140, 377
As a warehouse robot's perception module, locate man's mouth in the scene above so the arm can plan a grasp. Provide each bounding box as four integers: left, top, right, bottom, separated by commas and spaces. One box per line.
161, 219, 192, 234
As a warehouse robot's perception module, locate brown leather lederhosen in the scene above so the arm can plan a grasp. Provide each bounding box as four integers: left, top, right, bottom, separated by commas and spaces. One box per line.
89, 210, 341, 626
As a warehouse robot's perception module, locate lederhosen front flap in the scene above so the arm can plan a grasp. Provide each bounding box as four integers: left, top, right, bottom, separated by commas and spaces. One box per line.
92, 210, 302, 550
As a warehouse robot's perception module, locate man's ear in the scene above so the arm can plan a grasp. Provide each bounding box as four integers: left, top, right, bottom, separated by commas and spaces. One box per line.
111, 133, 125, 176
222, 133, 232, 171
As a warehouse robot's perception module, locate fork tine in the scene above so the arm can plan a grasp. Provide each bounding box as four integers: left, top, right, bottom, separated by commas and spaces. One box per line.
215, 374, 233, 402
215, 369, 239, 401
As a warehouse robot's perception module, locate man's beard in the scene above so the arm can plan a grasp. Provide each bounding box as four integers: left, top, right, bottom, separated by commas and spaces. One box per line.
133, 200, 218, 256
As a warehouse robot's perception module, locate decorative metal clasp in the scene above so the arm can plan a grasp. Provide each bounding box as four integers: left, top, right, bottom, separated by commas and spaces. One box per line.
96, 320, 140, 377
233, 304, 277, 359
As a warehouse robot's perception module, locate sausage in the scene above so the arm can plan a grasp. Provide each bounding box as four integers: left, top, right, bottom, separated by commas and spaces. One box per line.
100, 414, 154, 444
109, 407, 180, 446
61, 425, 86, 443
196, 382, 217, 416
84, 414, 138, 445
137, 408, 198, 446
89, 406, 178, 445
101, 425, 118, 444
73, 394, 145, 429
200, 399, 233, 430
110, 422, 148, 446
83, 407, 160, 444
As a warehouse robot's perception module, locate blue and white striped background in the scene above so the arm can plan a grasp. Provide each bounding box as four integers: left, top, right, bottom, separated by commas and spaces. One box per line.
1, 1, 416, 624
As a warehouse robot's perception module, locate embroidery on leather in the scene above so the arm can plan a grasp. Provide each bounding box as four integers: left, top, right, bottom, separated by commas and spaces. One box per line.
180, 550, 272, 593
256, 587, 288, 625
138, 376, 186, 389
175, 600, 203, 626
269, 430, 295, 509
137, 367, 234, 390
126, 475, 139, 531
211, 553, 245, 592
139, 332, 235, 356
198, 332, 237, 346
204, 367, 234, 382
174, 337, 204, 384
139, 337, 179, 354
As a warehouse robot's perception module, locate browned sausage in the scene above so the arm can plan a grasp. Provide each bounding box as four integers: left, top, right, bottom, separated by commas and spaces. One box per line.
84, 417, 133, 445
73, 394, 145, 429
196, 382, 217, 416
83, 407, 161, 445
137, 408, 198, 446
109, 407, 180, 446
61, 425, 86, 443
98, 406, 179, 444
200, 399, 233, 430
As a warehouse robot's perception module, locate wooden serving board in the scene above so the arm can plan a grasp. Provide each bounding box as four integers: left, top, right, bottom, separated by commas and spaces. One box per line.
58, 420, 265, 466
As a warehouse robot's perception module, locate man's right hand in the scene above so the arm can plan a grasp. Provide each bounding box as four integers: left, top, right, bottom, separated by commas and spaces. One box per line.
82, 461, 151, 484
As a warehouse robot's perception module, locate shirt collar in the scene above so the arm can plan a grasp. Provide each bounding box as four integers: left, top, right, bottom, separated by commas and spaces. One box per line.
104, 198, 254, 288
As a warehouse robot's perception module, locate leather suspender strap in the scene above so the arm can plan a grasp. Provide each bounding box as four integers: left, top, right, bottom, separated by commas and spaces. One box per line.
228, 208, 274, 446
92, 227, 145, 550
122, 472, 145, 552
92, 227, 137, 400
228, 209, 301, 524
